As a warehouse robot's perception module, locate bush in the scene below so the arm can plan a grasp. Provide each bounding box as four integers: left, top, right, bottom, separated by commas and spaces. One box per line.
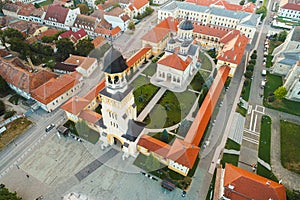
0, 100, 5, 116
246, 64, 254, 71
251, 53, 257, 59
249, 59, 256, 65
268, 96, 275, 102
244, 71, 253, 79
256, 6, 267, 20
244, 79, 250, 86
4, 110, 16, 119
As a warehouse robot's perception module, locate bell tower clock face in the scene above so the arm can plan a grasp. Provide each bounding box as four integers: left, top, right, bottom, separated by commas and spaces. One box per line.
114, 76, 119, 84
108, 76, 112, 84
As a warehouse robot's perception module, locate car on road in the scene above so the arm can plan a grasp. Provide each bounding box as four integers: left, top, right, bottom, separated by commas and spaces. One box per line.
262, 69, 267, 76
45, 124, 55, 132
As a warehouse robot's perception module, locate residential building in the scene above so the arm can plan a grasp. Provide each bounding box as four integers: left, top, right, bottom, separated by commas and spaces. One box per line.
17, 3, 35, 21
158, 1, 260, 42
44, 4, 80, 30
216, 164, 286, 200
2, 3, 20, 18
29, 8, 46, 24
104, 7, 130, 31
92, 36, 107, 48
58, 29, 88, 44
126, 46, 152, 72
31, 71, 83, 112
11, 0, 35, 4
64, 55, 98, 77
53, 0, 74, 8
152, 0, 168, 5
72, 14, 101, 38
278, 0, 300, 21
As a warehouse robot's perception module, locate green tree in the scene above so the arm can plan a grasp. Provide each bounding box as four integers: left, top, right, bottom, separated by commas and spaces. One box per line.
239, 0, 245, 5
161, 129, 169, 143
0, 76, 10, 97
95, 0, 105, 5
128, 21, 136, 31
244, 71, 253, 79
3, 28, 24, 40
34, 3, 40, 8
256, 6, 267, 20
145, 153, 160, 172
0, 100, 5, 115
55, 38, 75, 61
0, 184, 22, 200
274, 86, 287, 99
77, 4, 89, 15
75, 39, 94, 56
4, 110, 16, 119
277, 30, 288, 42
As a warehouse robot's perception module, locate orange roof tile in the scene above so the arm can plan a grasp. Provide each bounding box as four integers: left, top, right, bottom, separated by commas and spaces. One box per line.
157, 54, 191, 71
83, 79, 105, 101
17, 3, 35, 16
64, 55, 97, 70
141, 27, 170, 43
106, 7, 124, 16
61, 96, 90, 115
156, 17, 179, 32
132, 0, 149, 10
126, 46, 151, 67
31, 72, 82, 105
193, 24, 230, 39
111, 26, 121, 36
167, 138, 200, 168
79, 110, 102, 124
92, 36, 106, 48
224, 164, 286, 200
184, 65, 230, 145
137, 135, 171, 158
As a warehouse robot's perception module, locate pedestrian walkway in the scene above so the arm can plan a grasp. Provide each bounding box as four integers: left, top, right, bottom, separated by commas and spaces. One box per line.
228, 113, 245, 144
137, 87, 166, 121
258, 158, 271, 171
223, 149, 240, 155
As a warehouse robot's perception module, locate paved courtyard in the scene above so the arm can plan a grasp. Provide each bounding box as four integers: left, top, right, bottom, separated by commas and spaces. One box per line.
0, 132, 195, 200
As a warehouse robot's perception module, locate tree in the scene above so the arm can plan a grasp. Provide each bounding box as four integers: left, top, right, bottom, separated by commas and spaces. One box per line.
145, 153, 160, 172
0, 76, 10, 97
277, 30, 287, 42
251, 53, 257, 59
0, 100, 5, 115
55, 38, 75, 61
239, 0, 245, 5
77, 4, 89, 15
274, 86, 287, 99
256, 6, 267, 20
95, 0, 105, 5
34, 3, 40, 8
128, 21, 136, 31
0, 184, 22, 200
246, 64, 254, 71
75, 39, 94, 56
4, 110, 16, 119
161, 129, 169, 143
244, 71, 253, 79
3, 28, 24, 40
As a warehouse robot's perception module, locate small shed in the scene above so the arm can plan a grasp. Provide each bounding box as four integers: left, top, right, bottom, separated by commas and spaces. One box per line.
57, 125, 69, 136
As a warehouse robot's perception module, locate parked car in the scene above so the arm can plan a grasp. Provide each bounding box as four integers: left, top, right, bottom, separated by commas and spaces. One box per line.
45, 124, 55, 132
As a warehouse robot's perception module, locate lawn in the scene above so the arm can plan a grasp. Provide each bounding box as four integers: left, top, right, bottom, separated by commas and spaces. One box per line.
199, 51, 212, 71
0, 117, 32, 150
266, 40, 283, 68
199, 70, 211, 80
189, 72, 205, 92
241, 79, 252, 101
221, 153, 239, 167
224, 139, 241, 151
148, 131, 175, 144
142, 63, 157, 77
280, 120, 300, 174
236, 103, 247, 117
258, 115, 271, 164
257, 163, 278, 182
144, 90, 197, 128
37, 0, 53, 6
264, 73, 300, 116
133, 153, 197, 190
132, 76, 159, 114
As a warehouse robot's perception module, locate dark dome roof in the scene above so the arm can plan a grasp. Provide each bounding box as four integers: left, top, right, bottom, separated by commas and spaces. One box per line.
179, 19, 194, 31
104, 47, 128, 74
181, 40, 190, 47
169, 38, 176, 44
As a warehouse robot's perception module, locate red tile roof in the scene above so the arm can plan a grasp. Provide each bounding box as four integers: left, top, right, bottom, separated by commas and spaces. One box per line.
17, 3, 35, 16
61, 96, 90, 115
31, 71, 82, 105
157, 54, 191, 71
141, 27, 170, 43
132, 0, 149, 10
137, 135, 171, 158
126, 46, 151, 67
0, 59, 57, 94
92, 36, 106, 48
121, 14, 130, 22
37, 28, 60, 40
44, 4, 69, 24
64, 55, 96, 70
167, 139, 200, 168
83, 79, 105, 101
106, 7, 124, 16
193, 24, 230, 39
79, 110, 102, 124
224, 164, 286, 200
156, 17, 179, 32
59, 29, 87, 43
184, 65, 230, 145
281, 3, 300, 11
217, 30, 249, 65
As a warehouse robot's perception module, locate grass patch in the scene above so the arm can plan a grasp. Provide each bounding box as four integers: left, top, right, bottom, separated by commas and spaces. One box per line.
199, 51, 212, 71
0, 117, 32, 150
257, 163, 278, 182
225, 139, 241, 151
266, 40, 283, 68
37, 0, 53, 6
221, 153, 239, 167
133, 80, 159, 114
189, 72, 205, 92
206, 169, 217, 200
258, 115, 271, 164
199, 70, 210, 80
142, 62, 157, 76
241, 80, 252, 101
133, 153, 195, 190
280, 120, 300, 174
148, 131, 175, 145
264, 73, 300, 116
236, 103, 247, 117
144, 90, 197, 128
8, 94, 25, 105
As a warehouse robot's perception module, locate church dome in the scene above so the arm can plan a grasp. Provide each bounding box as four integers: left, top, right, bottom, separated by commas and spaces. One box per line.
181, 40, 190, 47
179, 19, 194, 31
168, 38, 176, 44
103, 46, 128, 74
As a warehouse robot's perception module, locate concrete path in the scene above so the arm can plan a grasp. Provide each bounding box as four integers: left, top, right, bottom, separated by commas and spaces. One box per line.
223, 149, 240, 155
258, 158, 271, 171
228, 113, 245, 144
266, 108, 300, 191
137, 87, 166, 121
